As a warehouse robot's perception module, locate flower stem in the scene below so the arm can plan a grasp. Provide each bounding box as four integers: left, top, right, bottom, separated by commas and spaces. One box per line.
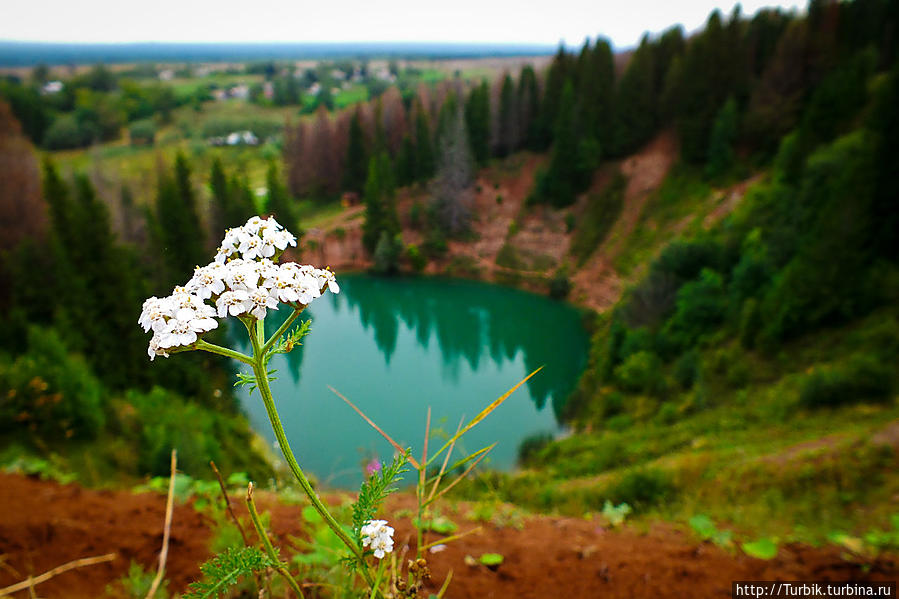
195, 339, 254, 365
261, 307, 304, 355
246, 482, 306, 599
247, 319, 375, 589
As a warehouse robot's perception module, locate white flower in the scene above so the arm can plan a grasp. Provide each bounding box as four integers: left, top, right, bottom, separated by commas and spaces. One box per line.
147, 335, 169, 361
224, 261, 258, 292
139, 296, 173, 333
263, 226, 297, 251
238, 230, 269, 260
216, 290, 253, 318
360, 519, 394, 559
248, 287, 279, 319
186, 263, 226, 299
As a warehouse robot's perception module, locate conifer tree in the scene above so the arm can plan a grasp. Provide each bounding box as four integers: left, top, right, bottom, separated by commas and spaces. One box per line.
517, 65, 541, 149
156, 152, 205, 280
209, 156, 230, 234
533, 80, 582, 207
343, 109, 369, 194
265, 160, 294, 227
706, 97, 739, 178
413, 103, 435, 180
497, 73, 517, 157
362, 153, 400, 253
430, 100, 474, 236
465, 81, 491, 166
613, 35, 657, 155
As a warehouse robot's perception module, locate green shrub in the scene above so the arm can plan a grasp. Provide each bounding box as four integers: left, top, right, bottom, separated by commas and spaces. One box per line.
0, 327, 105, 440
673, 350, 700, 390
405, 243, 427, 273
128, 118, 156, 145
373, 233, 404, 275
496, 243, 524, 270
605, 468, 675, 509
799, 354, 894, 408
517, 432, 554, 466
548, 269, 572, 300
42, 115, 91, 149
614, 351, 664, 395
122, 387, 270, 479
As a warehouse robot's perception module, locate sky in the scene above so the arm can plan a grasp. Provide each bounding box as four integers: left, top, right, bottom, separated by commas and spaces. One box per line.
2, 0, 805, 51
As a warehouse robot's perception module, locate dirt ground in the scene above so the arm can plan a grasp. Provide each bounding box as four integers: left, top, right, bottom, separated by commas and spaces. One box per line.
1, 472, 895, 598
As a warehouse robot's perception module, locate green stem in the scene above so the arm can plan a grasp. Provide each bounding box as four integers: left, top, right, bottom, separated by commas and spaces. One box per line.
369, 559, 386, 599
195, 339, 254, 365
246, 483, 306, 599
247, 319, 375, 589
261, 307, 304, 355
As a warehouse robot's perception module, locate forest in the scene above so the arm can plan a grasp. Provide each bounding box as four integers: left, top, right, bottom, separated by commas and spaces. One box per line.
0, 0, 898, 596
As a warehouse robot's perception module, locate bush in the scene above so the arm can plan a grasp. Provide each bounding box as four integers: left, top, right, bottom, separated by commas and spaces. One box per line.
373, 232, 404, 275
122, 387, 271, 479
605, 468, 675, 509
42, 115, 91, 150
405, 243, 427, 273
128, 118, 156, 145
496, 243, 524, 270
799, 354, 894, 408
673, 350, 700, 390
0, 327, 105, 440
517, 432, 555, 466
614, 350, 664, 395
548, 269, 572, 300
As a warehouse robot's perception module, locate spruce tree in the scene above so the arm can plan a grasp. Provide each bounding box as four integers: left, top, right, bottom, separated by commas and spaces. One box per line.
362, 153, 400, 253
465, 81, 491, 166
265, 160, 294, 227
209, 156, 230, 234
497, 74, 517, 157
156, 152, 205, 281
343, 109, 369, 194
414, 104, 435, 180
517, 65, 541, 149
705, 97, 739, 178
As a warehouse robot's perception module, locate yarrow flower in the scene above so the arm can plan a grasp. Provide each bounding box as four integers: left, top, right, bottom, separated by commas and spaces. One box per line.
360, 519, 394, 559
138, 215, 337, 360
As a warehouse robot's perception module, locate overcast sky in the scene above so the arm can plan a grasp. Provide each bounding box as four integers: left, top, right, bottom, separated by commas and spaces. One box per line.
2, 0, 805, 50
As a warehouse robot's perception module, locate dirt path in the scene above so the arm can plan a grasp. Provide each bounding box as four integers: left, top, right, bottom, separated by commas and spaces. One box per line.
570, 132, 678, 312
0, 473, 894, 598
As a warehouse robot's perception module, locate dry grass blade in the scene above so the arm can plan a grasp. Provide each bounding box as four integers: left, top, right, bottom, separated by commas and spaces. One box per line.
426, 443, 495, 489
420, 526, 482, 551
421, 407, 432, 473
146, 448, 177, 599
329, 385, 421, 470
426, 417, 465, 503
435, 569, 453, 599
0, 553, 116, 597
424, 445, 493, 507
210, 461, 251, 547
427, 367, 542, 467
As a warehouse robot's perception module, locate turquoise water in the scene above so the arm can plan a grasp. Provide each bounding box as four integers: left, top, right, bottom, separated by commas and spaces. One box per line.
232, 275, 589, 489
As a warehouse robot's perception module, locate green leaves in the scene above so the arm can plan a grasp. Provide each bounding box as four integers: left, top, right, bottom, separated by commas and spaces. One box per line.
184, 547, 277, 599
351, 451, 409, 545
268, 319, 311, 358
741, 538, 778, 560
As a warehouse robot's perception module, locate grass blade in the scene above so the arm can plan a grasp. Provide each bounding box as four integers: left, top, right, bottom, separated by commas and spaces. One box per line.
329, 386, 421, 470
427, 367, 542, 467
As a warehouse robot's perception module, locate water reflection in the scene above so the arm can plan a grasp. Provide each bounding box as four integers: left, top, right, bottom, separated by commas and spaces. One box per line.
335, 276, 588, 418
235, 275, 589, 488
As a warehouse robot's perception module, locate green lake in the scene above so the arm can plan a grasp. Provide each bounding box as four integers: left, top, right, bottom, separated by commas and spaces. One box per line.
233, 275, 589, 489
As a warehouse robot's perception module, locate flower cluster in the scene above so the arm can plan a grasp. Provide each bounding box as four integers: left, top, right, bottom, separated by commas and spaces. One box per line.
360, 519, 395, 559
139, 216, 338, 360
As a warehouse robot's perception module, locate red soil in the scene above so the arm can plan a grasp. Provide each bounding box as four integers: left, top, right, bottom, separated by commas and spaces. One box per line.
1, 472, 895, 598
